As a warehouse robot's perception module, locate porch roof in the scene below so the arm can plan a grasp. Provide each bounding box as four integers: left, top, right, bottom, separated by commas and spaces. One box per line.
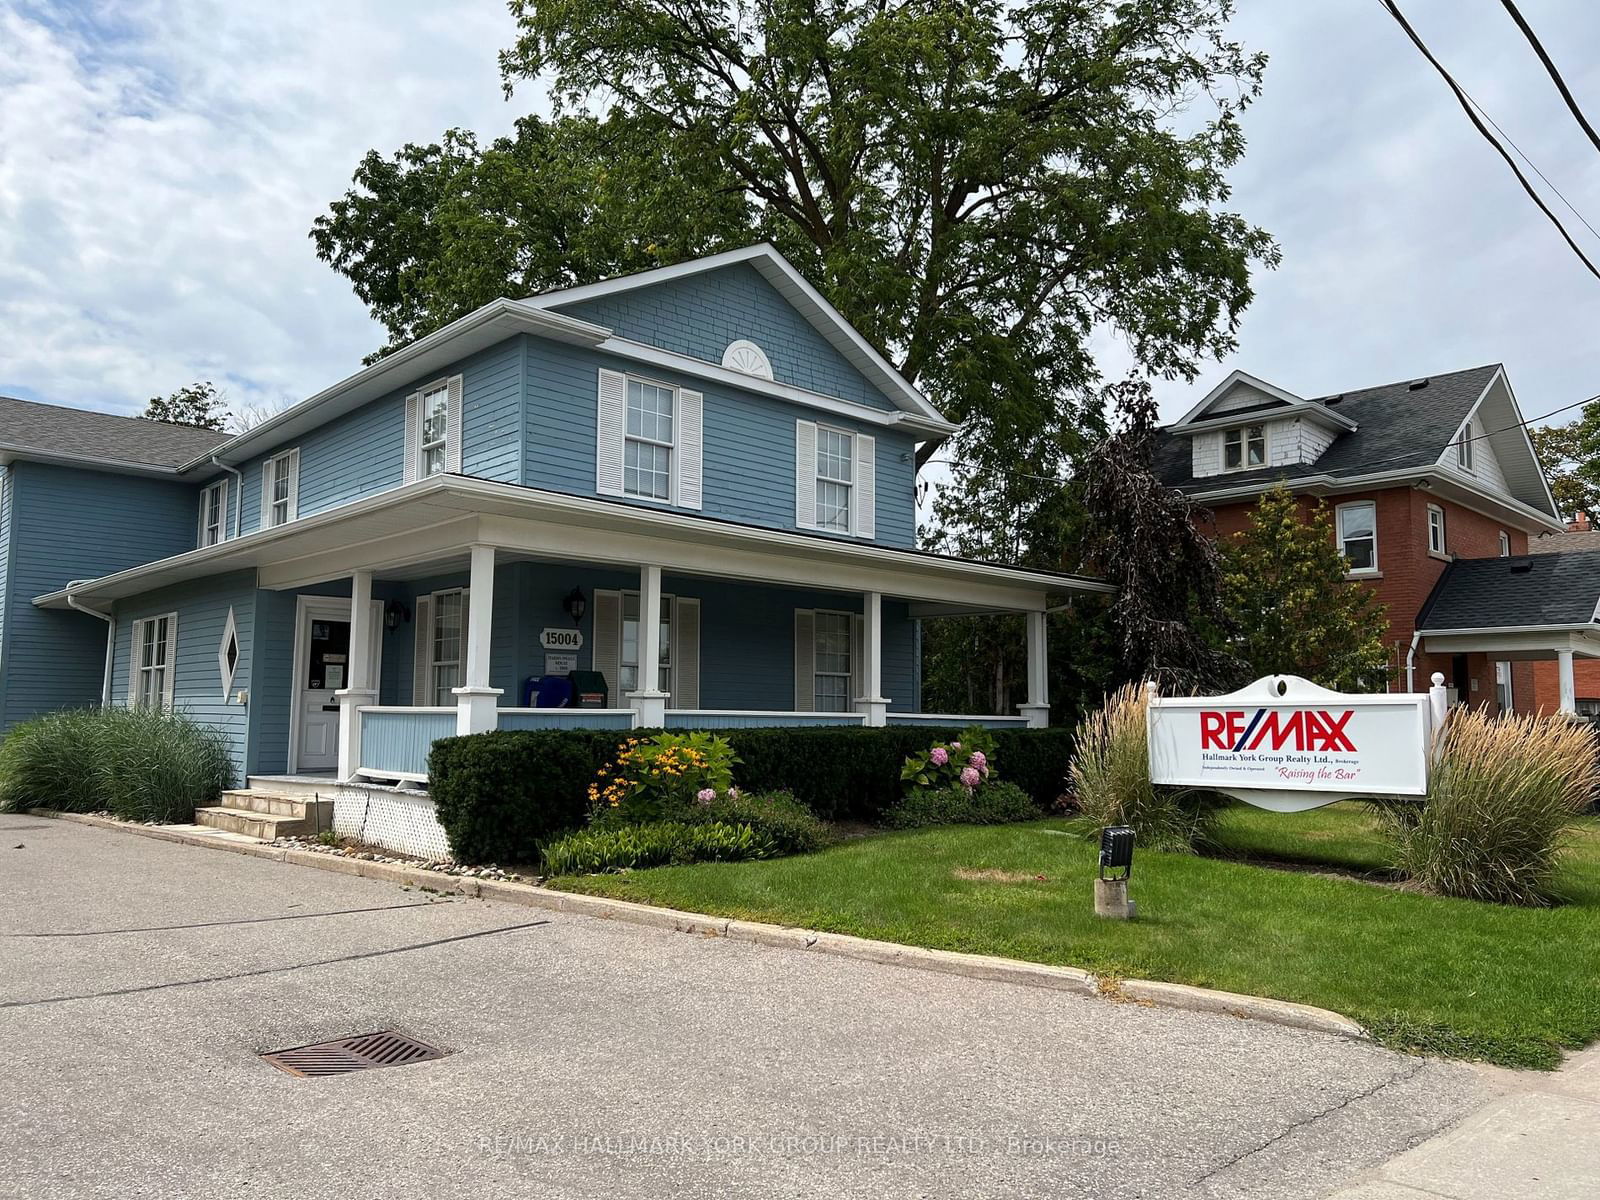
35, 475, 1112, 614
1416, 550, 1600, 660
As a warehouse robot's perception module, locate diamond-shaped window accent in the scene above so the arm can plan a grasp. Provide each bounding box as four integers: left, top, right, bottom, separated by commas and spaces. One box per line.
218, 607, 240, 700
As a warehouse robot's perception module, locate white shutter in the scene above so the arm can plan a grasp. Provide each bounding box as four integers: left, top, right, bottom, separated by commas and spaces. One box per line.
260, 461, 273, 531
596, 369, 627, 496
445, 375, 464, 473
162, 615, 178, 710
218, 479, 229, 542
196, 494, 206, 547
126, 620, 141, 706
403, 391, 421, 484
853, 433, 875, 539
794, 609, 815, 711
850, 614, 864, 705
795, 420, 817, 529
284, 450, 300, 521
592, 590, 622, 703
674, 597, 701, 709
412, 595, 433, 705
676, 388, 703, 509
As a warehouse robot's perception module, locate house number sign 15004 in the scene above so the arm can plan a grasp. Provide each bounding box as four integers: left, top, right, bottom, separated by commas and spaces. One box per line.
540, 627, 584, 651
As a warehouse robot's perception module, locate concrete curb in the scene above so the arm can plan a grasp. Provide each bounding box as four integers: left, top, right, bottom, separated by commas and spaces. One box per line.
29, 808, 1367, 1042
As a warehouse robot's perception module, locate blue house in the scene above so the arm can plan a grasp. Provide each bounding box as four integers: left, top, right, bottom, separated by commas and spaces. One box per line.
3, 245, 1108, 806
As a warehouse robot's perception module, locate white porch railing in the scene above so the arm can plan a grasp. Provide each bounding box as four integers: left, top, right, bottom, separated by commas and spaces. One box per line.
887, 713, 1032, 730
664, 709, 867, 730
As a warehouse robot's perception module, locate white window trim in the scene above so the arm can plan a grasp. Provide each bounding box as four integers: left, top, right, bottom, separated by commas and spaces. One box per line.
1222, 423, 1268, 473
814, 424, 855, 534
262, 448, 299, 528
1426, 503, 1446, 556
1458, 418, 1476, 472
197, 479, 228, 548
1499, 530, 1511, 557
419, 380, 449, 476
422, 587, 469, 707
1335, 500, 1379, 575
1495, 660, 1513, 711
129, 612, 178, 711
624, 375, 679, 503
619, 588, 675, 700
810, 607, 857, 714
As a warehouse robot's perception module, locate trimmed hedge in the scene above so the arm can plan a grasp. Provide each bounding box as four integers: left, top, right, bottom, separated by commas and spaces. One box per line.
429, 724, 1075, 864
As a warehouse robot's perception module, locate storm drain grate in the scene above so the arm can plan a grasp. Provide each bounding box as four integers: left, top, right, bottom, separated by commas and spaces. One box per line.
260, 1030, 448, 1078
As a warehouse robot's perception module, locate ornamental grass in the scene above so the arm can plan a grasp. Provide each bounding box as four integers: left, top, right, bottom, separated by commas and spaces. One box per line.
1377, 707, 1598, 906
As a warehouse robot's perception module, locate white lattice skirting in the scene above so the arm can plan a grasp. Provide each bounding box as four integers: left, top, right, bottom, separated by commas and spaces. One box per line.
331, 786, 452, 861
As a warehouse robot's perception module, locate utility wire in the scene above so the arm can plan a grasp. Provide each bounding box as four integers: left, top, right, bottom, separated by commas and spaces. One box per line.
1498, 0, 1600, 158
1378, 0, 1600, 283
1461, 89, 1600, 243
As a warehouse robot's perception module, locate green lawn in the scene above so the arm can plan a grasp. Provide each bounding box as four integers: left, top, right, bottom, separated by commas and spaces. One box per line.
550, 803, 1600, 1069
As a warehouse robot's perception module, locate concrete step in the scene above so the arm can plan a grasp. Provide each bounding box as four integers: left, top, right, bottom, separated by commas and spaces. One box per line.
194, 805, 326, 840
220, 789, 334, 823
245, 774, 337, 801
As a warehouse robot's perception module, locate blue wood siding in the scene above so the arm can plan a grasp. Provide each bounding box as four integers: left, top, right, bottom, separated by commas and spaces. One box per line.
523, 337, 918, 547
0, 466, 11, 722
0, 462, 200, 732
110, 570, 257, 779
551, 262, 897, 412
498, 710, 634, 731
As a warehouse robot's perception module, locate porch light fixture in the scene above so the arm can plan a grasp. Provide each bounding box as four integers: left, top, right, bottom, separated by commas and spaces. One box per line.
563, 586, 588, 626
384, 600, 410, 632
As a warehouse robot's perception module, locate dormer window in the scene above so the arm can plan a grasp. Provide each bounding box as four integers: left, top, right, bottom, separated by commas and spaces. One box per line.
1224, 425, 1266, 471
1458, 418, 1475, 471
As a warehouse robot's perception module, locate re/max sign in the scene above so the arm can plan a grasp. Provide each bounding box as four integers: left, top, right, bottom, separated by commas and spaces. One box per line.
1199, 709, 1356, 753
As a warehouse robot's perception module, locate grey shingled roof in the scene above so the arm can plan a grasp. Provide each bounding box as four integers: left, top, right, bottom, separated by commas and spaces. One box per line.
1417, 552, 1600, 630
1154, 364, 1501, 490
1529, 529, 1600, 554
0, 395, 230, 469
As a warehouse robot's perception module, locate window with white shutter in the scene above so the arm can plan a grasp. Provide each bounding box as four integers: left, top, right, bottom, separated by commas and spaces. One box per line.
262, 449, 299, 528
128, 613, 178, 710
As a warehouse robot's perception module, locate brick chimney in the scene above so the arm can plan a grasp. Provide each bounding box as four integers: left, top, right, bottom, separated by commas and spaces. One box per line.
1571, 511, 1592, 532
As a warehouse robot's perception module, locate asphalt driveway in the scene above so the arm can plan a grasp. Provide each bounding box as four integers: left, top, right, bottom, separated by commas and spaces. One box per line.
0, 813, 1489, 1199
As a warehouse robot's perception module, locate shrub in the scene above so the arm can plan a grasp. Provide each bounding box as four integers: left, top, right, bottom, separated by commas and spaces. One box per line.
900, 726, 997, 796
587, 732, 737, 823
542, 820, 777, 875
0, 706, 233, 823
1377, 708, 1598, 906
1068, 682, 1214, 851
883, 779, 1040, 829
683, 789, 832, 854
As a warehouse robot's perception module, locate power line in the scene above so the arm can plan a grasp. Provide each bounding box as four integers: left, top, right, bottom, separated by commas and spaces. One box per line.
1498, 0, 1600, 158
1460, 90, 1600, 244
1378, 0, 1600, 283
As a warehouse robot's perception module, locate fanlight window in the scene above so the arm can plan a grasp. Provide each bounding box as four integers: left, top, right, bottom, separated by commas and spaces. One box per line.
721, 339, 774, 380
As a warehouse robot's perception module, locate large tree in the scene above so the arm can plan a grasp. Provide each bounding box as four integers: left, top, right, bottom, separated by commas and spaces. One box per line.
1216, 484, 1390, 691
315, 0, 1275, 491
1530, 417, 1599, 522
144, 381, 228, 430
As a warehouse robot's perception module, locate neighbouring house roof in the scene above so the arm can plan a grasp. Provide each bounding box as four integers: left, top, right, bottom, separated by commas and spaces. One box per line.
1417, 552, 1600, 631
0, 394, 231, 472
1154, 364, 1502, 491
1529, 529, 1600, 554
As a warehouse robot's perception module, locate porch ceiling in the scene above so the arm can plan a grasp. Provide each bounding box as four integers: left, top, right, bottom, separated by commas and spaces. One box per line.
36, 475, 1112, 613
1419, 627, 1600, 660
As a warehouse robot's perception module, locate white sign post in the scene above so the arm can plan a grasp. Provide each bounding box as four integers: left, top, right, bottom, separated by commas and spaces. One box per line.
1147, 675, 1440, 812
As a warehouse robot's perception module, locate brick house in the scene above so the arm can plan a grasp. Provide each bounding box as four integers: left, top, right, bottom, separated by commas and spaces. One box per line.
1153, 365, 1592, 713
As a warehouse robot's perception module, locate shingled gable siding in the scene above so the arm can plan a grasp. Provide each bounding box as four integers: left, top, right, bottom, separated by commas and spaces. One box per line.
234, 340, 524, 533
0, 462, 200, 732
521, 336, 918, 548
550, 261, 897, 413
110, 570, 257, 778
1207, 485, 1533, 712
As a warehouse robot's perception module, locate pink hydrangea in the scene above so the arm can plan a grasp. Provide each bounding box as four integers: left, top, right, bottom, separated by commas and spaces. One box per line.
726, 787, 740, 800
696, 788, 716, 804
960, 766, 981, 789
951, 741, 962, 751
929, 746, 949, 767
968, 751, 987, 770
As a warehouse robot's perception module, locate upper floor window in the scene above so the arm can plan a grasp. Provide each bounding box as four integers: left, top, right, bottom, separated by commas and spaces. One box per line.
625, 380, 675, 500
1458, 418, 1475, 471
1427, 504, 1445, 555
263, 449, 299, 528
1224, 424, 1266, 471
1499, 530, 1511, 557
1337, 500, 1377, 573
404, 375, 462, 483
815, 427, 854, 533
198, 480, 228, 547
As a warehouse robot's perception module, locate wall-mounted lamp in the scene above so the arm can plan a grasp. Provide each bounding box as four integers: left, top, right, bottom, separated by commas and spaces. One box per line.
563, 586, 588, 626
384, 600, 411, 632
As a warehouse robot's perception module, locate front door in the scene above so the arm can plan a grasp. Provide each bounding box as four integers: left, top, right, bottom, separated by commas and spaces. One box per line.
293, 600, 383, 774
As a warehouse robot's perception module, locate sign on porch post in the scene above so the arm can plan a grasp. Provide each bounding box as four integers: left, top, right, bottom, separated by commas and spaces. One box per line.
1147, 675, 1435, 812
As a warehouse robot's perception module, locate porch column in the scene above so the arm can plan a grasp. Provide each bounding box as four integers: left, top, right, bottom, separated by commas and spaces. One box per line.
1018, 609, 1050, 728
335, 569, 377, 781
1558, 649, 1577, 715
453, 544, 503, 735
855, 591, 889, 726
628, 563, 669, 727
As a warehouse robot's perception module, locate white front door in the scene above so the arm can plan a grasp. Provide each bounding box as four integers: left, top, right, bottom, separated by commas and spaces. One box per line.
293, 599, 382, 774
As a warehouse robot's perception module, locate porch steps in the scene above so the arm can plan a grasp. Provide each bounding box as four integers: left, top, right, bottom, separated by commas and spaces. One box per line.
194, 788, 335, 840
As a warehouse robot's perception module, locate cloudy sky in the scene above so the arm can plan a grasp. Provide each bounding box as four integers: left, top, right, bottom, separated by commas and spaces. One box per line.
1, 0, 1597, 430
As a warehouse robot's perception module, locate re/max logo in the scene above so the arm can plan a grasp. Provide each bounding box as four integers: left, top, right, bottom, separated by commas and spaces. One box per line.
1200, 709, 1357, 753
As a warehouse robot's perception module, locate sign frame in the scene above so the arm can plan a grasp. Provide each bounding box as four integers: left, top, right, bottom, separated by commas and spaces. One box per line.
540, 627, 584, 652
1147, 675, 1434, 812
